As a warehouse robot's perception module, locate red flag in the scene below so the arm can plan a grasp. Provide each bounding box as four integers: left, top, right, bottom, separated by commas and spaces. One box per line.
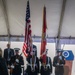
22, 1, 32, 57
40, 6, 47, 64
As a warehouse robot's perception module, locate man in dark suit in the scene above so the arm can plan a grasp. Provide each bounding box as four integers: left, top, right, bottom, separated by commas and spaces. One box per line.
26, 47, 39, 75
10, 48, 24, 75
53, 50, 65, 75
4, 43, 14, 66
0, 48, 8, 75
40, 49, 52, 75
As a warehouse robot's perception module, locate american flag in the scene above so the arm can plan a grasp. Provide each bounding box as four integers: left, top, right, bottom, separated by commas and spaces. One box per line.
22, 0, 32, 57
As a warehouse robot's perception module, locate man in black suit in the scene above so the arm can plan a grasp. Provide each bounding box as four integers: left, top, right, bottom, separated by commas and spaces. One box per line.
53, 50, 65, 75
0, 48, 8, 75
40, 49, 52, 75
10, 48, 24, 75
4, 43, 14, 66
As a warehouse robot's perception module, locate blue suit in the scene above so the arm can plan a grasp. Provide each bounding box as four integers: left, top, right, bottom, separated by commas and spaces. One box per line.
4, 48, 14, 65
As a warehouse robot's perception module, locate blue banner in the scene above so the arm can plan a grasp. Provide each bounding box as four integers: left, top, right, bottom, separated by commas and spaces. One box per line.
62, 50, 74, 60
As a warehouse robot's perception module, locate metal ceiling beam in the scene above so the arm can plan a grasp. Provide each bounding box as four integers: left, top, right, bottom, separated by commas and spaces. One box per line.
56, 0, 67, 50
0, 35, 74, 39
0, 0, 10, 43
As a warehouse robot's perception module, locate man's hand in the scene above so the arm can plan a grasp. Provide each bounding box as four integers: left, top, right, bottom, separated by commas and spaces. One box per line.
11, 65, 14, 69
15, 59, 19, 63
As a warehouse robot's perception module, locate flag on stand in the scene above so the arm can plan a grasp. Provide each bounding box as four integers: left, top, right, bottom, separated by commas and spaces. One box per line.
22, 0, 32, 57
40, 6, 47, 64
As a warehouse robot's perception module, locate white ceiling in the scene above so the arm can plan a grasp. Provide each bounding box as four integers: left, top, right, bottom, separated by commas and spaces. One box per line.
0, 0, 75, 38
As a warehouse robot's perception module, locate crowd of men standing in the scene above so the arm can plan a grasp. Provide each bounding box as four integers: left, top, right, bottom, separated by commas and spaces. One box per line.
0, 43, 65, 75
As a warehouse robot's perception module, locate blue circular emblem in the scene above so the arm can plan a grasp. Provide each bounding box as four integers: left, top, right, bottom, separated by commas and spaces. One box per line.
62, 51, 69, 58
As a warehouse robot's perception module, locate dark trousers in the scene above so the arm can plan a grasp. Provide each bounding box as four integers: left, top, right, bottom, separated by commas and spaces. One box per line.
12, 73, 21, 75
55, 72, 64, 75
